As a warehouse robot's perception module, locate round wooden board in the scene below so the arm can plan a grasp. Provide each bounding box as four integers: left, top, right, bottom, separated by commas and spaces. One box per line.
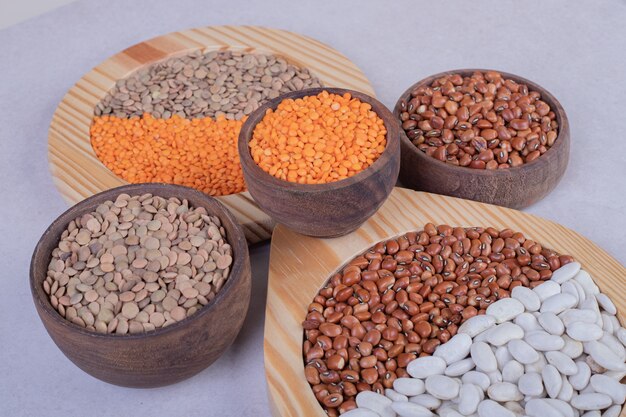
264, 187, 626, 417
48, 25, 375, 244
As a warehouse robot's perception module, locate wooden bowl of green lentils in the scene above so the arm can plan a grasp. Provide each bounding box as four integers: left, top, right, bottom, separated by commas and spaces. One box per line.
30, 183, 251, 387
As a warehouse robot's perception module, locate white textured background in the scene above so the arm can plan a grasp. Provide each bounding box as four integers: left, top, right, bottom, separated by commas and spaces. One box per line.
0, 0, 625, 416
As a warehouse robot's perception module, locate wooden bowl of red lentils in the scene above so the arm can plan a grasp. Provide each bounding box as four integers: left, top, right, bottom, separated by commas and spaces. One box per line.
30, 183, 251, 387
394, 69, 570, 209
238, 88, 401, 237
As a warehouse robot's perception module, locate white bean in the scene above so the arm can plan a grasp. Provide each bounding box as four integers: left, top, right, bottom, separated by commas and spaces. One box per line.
525, 330, 566, 351
525, 399, 563, 417
394, 378, 426, 397
590, 374, 626, 404
574, 270, 599, 295
409, 394, 440, 410
518, 372, 544, 397
495, 346, 513, 370
600, 332, 626, 361
560, 309, 598, 327
542, 364, 563, 398
477, 399, 515, 417
356, 391, 395, 417
560, 335, 584, 358
386, 388, 408, 402
434, 333, 472, 365
488, 382, 523, 402
551, 262, 581, 284
425, 375, 460, 400
533, 280, 561, 301
445, 358, 476, 377
391, 401, 434, 417
458, 383, 482, 415
407, 356, 447, 378
545, 351, 578, 375
541, 293, 578, 315
508, 339, 540, 364
569, 361, 591, 390
596, 293, 617, 315
487, 298, 525, 324
545, 398, 576, 417
511, 286, 540, 312
471, 342, 497, 373
602, 405, 622, 417
486, 323, 524, 346
566, 322, 603, 342
557, 374, 574, 402
515, 312, 542, 332
461, 371, 491, 392
502, 360, 524, 384
538, 312, 565, 335
341, 408, 380, 417
458, 315, 497, 338
571, 393, 613, 410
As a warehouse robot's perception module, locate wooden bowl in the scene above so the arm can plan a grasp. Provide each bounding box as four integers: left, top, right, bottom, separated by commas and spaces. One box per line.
238, 88, 401, 238
30, 183, 251, 388
263, 187, 626, 417
48, 25, 376, 244
394, 69, 570, 209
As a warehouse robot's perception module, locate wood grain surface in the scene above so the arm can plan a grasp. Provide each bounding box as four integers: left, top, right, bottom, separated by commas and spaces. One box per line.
264, 187, 625, 417
238, 87, 400, 237
30, 183, 251, 388
394, 69, 570, 209
48, 26, 375, 244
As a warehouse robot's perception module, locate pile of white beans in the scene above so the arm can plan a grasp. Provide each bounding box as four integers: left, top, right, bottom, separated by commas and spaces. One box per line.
345, 262, 626, 417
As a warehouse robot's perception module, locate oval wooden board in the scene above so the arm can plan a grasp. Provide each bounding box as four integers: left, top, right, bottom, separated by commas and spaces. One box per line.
264, 187, 626, 417
48, 25, 375, 244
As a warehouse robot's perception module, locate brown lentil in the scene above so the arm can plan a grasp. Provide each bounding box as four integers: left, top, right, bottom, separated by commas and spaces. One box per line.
303, 223, 574, 414
399, 71, 559, 169
43, 193, 233, 334
95, 50, 322, 121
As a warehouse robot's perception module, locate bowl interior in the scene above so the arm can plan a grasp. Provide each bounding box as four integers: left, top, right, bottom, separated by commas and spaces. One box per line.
238, 87, 400, 192
394, 68, 570, 175
30, 183, 248, 339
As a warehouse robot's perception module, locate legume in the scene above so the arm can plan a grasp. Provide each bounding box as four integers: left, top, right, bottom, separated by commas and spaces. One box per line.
91, 114, 245, 196
250, 91, 387, 184
95, 50, 322, 121
303, 224, 572, 415
352, 263, 626, 417
398, 71, 559, 169
43, 193, 233, 334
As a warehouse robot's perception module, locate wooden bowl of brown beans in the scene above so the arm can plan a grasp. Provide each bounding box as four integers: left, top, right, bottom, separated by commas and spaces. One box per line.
30, 183, 251, 387
394, 69, 570, 209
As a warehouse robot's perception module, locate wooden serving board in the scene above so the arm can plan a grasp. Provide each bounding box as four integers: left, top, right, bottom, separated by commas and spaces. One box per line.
264, 187, 626, 417
48, 25, 375, 244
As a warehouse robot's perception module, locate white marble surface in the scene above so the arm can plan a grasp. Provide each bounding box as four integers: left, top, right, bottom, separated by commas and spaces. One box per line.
0, 0, 625, 416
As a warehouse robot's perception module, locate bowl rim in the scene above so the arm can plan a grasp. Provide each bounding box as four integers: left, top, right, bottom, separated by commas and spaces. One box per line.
393, 68, 570, 176
29, 182, 249, 340
238, 87, 400, 193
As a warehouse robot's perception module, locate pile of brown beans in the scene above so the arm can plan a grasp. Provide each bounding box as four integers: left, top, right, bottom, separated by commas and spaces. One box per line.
302, 223, 574, 415
398, 71, 559, 169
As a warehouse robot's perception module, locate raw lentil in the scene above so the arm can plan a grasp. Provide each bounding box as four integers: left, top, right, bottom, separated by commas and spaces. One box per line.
303, 223, 573, 415
43, 193, 233, 334
95, 50, 322, 121
90, 114, 245, 196
250, 91, 387, 184
398, 71, 559, 169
